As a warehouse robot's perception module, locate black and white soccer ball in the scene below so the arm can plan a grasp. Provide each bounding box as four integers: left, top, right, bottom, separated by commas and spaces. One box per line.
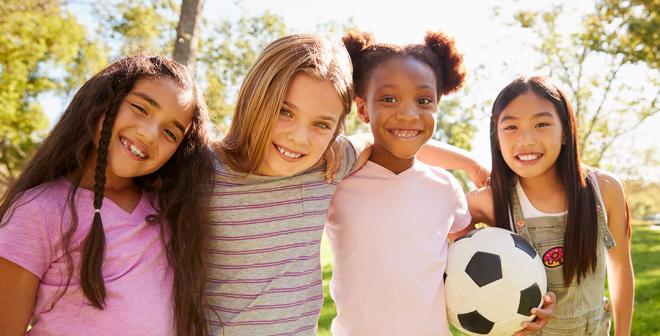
445, 227, 547, 336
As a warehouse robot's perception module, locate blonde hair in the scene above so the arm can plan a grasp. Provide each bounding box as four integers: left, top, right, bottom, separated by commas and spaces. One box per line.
218, 34, 354, 173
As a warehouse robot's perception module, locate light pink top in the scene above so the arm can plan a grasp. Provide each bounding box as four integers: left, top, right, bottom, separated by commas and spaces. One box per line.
326, 161, 471, 336
0, 178, 174, 335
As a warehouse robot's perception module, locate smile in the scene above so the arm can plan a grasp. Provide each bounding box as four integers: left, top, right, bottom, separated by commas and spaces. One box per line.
515, 153, 542, 162
275, 144, 304, 160
120, 136, 148, 160
390, 129, 422, 138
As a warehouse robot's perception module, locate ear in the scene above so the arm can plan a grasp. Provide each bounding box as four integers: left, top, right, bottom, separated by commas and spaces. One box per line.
355, 96, 369, 123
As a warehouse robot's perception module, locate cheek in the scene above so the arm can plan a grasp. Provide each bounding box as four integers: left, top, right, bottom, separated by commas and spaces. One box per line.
311, 132, 335, 155
155, 141, 180, 166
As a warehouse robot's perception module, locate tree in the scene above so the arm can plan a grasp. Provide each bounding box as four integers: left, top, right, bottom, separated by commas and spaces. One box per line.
97, 0, 179, 56
585, 0, 659, 69
510, 4, 659, 168
173, 0, 205, 68
0, 0, 106, 187
198, 9, 287, 132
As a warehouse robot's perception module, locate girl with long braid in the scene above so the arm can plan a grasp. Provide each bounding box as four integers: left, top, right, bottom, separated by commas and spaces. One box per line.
0, 55, 212, 336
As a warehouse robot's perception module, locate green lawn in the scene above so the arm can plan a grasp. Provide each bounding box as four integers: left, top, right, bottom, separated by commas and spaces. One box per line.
317, 225, 660, 335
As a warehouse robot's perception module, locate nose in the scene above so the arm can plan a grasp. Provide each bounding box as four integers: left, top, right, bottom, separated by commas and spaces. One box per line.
136, 121, 159, 146
517, 128, 537, 147
286, 123, 310, 146
395, 102, 420, 121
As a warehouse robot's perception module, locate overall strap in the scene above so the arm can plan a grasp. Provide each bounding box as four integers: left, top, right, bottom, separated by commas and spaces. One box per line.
587, 171, 616, 249
509, 186, 534, 243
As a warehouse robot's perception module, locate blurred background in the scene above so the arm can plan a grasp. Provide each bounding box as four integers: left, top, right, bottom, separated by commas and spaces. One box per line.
1, 1, 658, 334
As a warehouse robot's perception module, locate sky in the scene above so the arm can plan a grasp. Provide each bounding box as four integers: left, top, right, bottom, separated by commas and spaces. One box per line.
47, 0, 659, 181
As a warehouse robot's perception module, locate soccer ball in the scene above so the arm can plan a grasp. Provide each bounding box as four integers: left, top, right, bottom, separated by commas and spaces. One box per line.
445, 227, 547, 335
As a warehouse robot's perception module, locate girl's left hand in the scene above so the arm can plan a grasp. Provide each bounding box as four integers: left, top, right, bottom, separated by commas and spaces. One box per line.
514, 291, 557, 336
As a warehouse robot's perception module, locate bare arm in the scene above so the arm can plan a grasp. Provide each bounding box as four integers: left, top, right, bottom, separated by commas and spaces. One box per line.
598, 171, 634, 336
0, 258, 38, 336
418, 139, 490, 187
448, 188, 494, 241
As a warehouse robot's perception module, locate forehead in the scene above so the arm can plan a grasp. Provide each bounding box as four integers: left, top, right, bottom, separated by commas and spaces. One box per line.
368, 57, 437, 91
131, 77, 195, 122
498, 91, 560, 122
285, 73, 344, 119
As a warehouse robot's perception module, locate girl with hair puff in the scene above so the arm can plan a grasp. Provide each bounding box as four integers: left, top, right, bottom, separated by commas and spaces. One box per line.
0, 55, 212, 336
468, 76, 634, 335
206, 33, 486, 335
326, 32, 555, 336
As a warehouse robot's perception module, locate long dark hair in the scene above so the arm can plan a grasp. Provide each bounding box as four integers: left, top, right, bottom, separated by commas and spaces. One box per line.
489, 76, 600, 284
0, 55, 211, 335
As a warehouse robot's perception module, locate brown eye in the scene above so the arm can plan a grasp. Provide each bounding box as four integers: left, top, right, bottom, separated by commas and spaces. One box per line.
132, 104, 147, 114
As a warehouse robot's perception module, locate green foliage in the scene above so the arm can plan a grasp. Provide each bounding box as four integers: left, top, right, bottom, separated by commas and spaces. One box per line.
198, 9, 287, 133
585, 0, 659, 69
0, 0, 106, 186
96, 0, 179, 55
626, 179, 660, 220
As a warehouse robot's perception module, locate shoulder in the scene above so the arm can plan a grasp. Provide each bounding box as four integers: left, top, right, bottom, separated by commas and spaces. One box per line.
591, 168, 626, 209
420, 163, 455, 184
467, 186, 495, 225
5, 179, 69, 216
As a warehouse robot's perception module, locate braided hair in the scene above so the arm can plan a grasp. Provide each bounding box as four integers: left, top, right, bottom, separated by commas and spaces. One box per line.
342, 31, 466, 99
0, 55, 212, 335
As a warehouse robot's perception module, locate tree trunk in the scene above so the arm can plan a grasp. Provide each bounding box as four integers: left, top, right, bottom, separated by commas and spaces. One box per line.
173, 0, 205, 71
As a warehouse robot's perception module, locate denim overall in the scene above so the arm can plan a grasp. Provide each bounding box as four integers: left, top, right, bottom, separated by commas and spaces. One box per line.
510, 174, 615, 335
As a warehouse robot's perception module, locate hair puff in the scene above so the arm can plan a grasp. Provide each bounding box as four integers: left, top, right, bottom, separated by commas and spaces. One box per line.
424, 31, 466, 95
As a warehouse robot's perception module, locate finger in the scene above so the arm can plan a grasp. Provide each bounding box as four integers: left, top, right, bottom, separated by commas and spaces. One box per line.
531, 307, 552, 320
521, 319, 545, 331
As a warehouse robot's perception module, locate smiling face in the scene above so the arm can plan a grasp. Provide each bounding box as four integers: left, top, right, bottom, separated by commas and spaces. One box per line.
496, 90, 564, 180
256, 73, 344, 177
357, 57, 438, 173
100, 77, 194, 183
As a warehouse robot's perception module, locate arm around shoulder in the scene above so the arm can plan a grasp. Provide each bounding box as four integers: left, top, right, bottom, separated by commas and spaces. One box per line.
467, 187, 495, 227
596, 170, 634, 336
418, 139, 490, 187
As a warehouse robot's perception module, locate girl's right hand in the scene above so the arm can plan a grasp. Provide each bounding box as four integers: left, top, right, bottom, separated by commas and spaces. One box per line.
515, 291, 557, 336
467, 161, 490, 188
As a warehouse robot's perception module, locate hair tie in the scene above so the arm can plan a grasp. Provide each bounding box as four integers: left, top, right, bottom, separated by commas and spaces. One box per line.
94, 208, 101, 213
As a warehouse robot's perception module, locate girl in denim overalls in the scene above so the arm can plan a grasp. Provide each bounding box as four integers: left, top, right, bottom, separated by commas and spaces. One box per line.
468, 77, 634, 335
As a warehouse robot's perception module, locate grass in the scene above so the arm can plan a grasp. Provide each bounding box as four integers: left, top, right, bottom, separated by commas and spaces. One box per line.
317, 224, 660, 335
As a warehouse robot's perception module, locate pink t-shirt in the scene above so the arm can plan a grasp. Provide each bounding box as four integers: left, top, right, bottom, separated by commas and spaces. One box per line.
326, 161, 471, 336
0, 178, 174, 335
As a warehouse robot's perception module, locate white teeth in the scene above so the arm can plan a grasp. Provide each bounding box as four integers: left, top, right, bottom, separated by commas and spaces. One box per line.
393, 130, 420, 138
121, 138, 146, 158
518, 153, 541, 161
276, 145, 302, 159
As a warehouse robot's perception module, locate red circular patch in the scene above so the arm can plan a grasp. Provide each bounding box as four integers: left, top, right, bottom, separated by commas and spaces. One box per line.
542, 246, 564, 268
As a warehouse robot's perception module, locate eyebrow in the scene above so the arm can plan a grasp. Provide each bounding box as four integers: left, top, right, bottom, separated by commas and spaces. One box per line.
500, 111, 555, 122
131, 92, 161, 109
375, 84, 435, 90
283, 100, 338, 124
132, 91, 186, 134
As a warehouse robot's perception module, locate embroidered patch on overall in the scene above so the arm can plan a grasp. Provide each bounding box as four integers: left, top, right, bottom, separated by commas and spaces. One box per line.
542, 247, 564, 268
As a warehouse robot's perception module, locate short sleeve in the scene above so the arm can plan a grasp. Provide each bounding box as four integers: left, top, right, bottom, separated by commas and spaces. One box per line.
0, 195, 54, 279
334, 135, 358, 181
448, 175, 472, 234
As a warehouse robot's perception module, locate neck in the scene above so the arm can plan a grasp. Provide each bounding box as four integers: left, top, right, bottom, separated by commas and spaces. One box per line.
518, 165, 564, 198
78, 153, 136, 193
369, 146, 414, 174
